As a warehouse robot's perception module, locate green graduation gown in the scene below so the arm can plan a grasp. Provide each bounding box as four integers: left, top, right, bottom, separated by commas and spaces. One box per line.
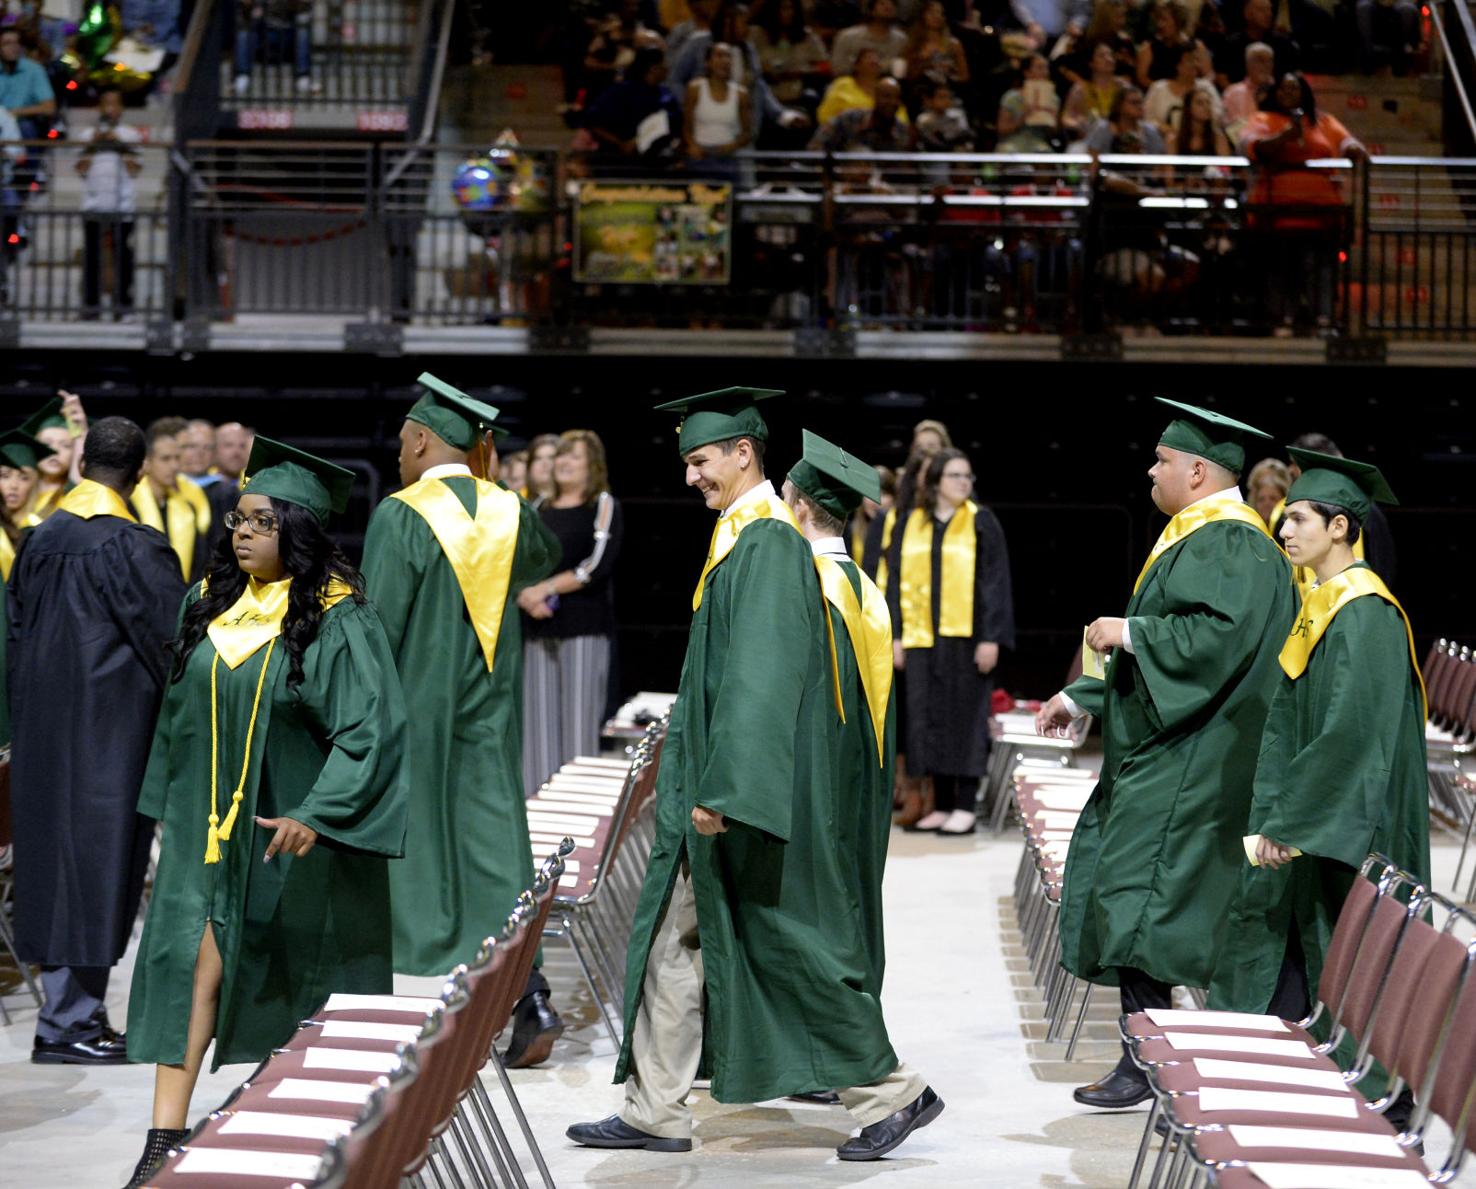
127, 594, 408, 1071
1208, 566, 1430, 1013
361, 477, 559, 976
1059, 513, 1296, 989
614, 513, 898, 1104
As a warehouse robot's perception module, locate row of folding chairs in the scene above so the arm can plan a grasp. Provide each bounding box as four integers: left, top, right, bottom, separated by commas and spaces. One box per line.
1124, 853, 1476, 1189
1424, 640, 1476, 900
533, 717, 667, 1044
142, 842, 575, 1189
983, 703, 1094, 833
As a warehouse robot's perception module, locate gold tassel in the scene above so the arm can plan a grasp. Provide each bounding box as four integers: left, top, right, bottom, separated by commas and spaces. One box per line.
217, 791, 244, 841
205, 813, 222, 864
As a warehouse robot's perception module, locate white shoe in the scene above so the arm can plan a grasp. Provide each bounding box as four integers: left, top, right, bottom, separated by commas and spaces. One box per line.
938, 810, 977, 835
295, 75, 320, 94
233, 74, 250, 96
911, 811, 948, 832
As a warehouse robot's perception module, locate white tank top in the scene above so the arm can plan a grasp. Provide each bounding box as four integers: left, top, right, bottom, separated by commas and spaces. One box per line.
692, 78, 743, 148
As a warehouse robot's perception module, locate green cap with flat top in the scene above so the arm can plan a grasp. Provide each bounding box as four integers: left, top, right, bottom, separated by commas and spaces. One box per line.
1155, 397, 1273, 476
787, 429, 881, 521
405, 372, 505, 451
240, 435, 356, 526
18, 397, 69, 437
1284, 447, 1396, 524
0, 428, 58, 471
653, 386, 783, 457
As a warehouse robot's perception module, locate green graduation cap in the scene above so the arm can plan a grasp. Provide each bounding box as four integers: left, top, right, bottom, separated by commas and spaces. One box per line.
1155, 397, 1273, 476
0, 428, 58, 471
405, 372, 505, 451
19, 397, 69, 437
653, 386, 784, 457
1284, 447, 1397, 523
787, 429, 881, 521
240, 435, 356, 526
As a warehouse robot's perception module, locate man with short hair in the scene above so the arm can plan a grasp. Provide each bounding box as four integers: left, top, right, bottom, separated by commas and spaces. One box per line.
213, 421, 254, 485
1221, 42, 1276, 135
830, 0, 908, 76
8, 415, 185, 1064
130, 417, 213, 582
568, 390, 941, 1161
1037, 398, 1297, 1109
811, 76, 916, 151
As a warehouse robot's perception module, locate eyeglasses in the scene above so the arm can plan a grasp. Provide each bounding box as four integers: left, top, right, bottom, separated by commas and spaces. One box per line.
942, 471, 975, 482
224, 510, 279, 535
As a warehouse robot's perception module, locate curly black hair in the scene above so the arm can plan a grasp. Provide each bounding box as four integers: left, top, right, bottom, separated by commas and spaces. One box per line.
170, 497, 365, 691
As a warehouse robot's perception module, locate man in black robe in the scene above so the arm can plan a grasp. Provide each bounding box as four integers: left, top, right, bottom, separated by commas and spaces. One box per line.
7, 416, 185, 1064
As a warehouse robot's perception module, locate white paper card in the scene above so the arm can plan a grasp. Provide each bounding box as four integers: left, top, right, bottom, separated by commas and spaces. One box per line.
218, 1111, 353, 1141
1034, 810, 1082, 828
1147, 1009, 1289, 1032
1230, 1126, 1402, 1156
1244, 1163, 1429, 1189
1199, 1088, 1358, 1118
302, 1047, 401, 1074
1032, 789, 1094, 810
321, 993, 441, 1015
269, 1078, 376, 1104
636, 110, 672, 154
1192, 1059, 1349, 1092
172, 1149, 325, 1179
318, 1021, 420, 1043
1163, 1032, 1314, 1059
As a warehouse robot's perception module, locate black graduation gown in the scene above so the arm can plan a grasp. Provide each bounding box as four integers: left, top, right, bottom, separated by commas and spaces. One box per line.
886, 503, 1016, 778
6, 509, 185, 966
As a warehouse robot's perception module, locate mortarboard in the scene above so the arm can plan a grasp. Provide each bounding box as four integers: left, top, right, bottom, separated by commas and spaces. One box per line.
240, 435, 355, 526
1285, 447, 1397, 524
1155, 397, 1273, 476
405, 373, 505, 451
653, 386, 783, 457
0, 428, 58, 472
786, 429, 881, 521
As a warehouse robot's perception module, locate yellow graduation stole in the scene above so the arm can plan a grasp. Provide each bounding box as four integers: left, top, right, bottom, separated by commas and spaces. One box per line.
691, 492, 801, 611
392, 476, 520, 672
57, 478, 137, 522
899, 501, 976, 650
848, 516, 866, 566
1279, 565, 1426, 716
875, 507, 897, 594
133, 478, 209, 581
0, 531, 13, 582
815, 555, 893, 766
1269, 497, 1366, 601
1133, 496, 1275, 595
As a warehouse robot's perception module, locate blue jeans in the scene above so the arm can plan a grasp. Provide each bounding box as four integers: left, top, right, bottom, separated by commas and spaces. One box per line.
234, 18, 313, 77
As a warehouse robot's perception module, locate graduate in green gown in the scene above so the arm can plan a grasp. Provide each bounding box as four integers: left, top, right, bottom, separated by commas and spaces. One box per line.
1209, 451, 1430, 1049
0, 427, 56, 742
124, 438, 408, 1187
1036, 398, 1297, 1110
568, 393, 940, 1163
360, 374, 563, 1065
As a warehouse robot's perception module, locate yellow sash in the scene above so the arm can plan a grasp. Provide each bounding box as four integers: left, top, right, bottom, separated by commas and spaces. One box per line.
1133, 497, 1275, 595
132, 478, 207, 581
875, 507, 897, 594
848, 516, 866, 566
206, 574, 354, 668
899, 501, 976, 650
1279, 565, 1426, 715
815, 556, 893, 766
57, 478, 137, 522
0, 531, 12, 582
392, 476, 520, 672
691, 492, 801, 611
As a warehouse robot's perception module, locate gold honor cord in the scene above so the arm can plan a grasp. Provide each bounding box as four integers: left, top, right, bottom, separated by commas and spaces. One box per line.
55, 479, 137, 522
690, 496, 802, 611
1279, 565, 1427, 717
392, 478, 520, 672
898, 501, 977, 650
1132, 497, 1276, 595
205, 638, 275, 864
816, 556, 894, 766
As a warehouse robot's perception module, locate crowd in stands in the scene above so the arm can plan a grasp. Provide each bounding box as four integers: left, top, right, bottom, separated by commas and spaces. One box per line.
564, 0, 1407, 166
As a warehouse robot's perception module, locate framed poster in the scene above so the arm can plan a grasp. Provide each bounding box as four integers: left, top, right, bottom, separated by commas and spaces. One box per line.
573, 180, 732, 285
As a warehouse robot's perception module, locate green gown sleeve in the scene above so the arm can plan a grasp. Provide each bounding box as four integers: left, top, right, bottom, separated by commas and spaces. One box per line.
510, 499, 560, 589
1254, 598, 1419, 871
1126, 528, 1290, 733
1063, 674, 1106, 719
695, 522, 818, 843
283, 600, 409, 858
360, 501, 427, 658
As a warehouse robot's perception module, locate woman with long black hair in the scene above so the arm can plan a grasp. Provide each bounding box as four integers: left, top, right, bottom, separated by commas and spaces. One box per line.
124, 437, 407, 1186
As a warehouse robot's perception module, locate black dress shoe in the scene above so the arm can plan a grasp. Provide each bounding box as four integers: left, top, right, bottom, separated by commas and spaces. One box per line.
503, 989, 565, 1069
566, 1114, 692, 1152
32, 1033, 129, 1065
836, 1086, 944, 1161
1072, 1070, 1153, 1109
788, 1090, 842, 1104
125, 1127, 189, 1187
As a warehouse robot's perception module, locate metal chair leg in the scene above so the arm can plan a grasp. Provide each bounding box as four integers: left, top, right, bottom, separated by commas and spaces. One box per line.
1128, 1098, 1161, 1189
487, 1051, 556, 1189
1064, 982, 1095, 1062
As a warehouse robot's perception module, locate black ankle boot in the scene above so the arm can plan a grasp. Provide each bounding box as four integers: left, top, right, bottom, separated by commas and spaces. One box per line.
124, 1127, 188, 1188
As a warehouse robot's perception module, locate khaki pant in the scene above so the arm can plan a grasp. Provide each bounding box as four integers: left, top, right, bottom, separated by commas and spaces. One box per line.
621, 862, 925, 1139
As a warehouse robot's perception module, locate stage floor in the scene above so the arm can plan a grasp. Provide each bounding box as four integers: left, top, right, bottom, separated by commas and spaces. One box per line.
2, 829, 1469, 1186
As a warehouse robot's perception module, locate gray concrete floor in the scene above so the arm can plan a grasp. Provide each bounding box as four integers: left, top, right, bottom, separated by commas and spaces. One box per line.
2, 831, 1471, 1186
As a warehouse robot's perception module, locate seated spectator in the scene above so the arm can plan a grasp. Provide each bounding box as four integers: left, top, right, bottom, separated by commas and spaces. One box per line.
684, 42, 752, 165
1135, 0, 1211, 88
904, 1, 969, 88
1245, 456, 1291, 528
1216, 0, 1299, 84
120, 0, 184, 67
1062, 42, 1124, 140
810, 76, 915, 151
817, 47, 910, 126
1174, 84, 1230, 153
670, 3, 808, 143
0, 24, 56, 140
233, 0, 317, 96
665, 0, 718, 68
583, 0, 666, 101
830, 0, 908, 76
583, 47, 683, 159
1144, 43, 1222, 139
750, 0, 828, 109
1357, 0, 1421, 75
1016, 0, 1090, 43
996, 54, 1060, 151
1221, 40, 1274, 137
1192, 0, 1228, 79
1084, 85, 1165, 153
915, 78, 974, 153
